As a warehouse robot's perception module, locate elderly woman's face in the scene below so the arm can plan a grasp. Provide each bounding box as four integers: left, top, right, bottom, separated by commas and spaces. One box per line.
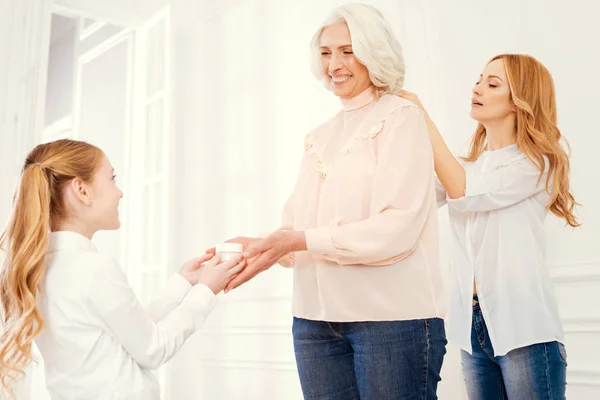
319, 22, 371, 99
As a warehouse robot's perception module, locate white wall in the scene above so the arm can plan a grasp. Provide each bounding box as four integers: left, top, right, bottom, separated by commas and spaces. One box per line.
0, 0, 52, 398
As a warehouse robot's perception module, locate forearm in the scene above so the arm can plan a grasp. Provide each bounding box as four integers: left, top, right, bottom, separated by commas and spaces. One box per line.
424, 113, 466, 199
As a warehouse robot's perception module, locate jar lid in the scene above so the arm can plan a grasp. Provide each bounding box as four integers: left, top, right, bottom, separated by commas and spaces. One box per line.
216, 243, 243, 253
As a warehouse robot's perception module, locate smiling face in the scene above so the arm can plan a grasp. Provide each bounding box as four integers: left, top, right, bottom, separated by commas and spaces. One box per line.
319, 21, 372, 99
470, 58, 515, 124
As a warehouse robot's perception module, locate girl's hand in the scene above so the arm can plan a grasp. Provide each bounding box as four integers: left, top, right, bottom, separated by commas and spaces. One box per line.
197, 254, 246, 294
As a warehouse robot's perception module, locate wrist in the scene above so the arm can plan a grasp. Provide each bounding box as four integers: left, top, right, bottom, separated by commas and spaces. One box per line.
286, 230, 306, 252
179, 271, 197, 285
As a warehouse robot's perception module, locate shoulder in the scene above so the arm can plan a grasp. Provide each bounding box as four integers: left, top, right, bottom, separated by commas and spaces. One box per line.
47, 248, 117, 272
44, 250, 125, 298
309, 111, 339, 136
376, 94, 425, 118
366, 95, 427, 140
81, 252, 126, 283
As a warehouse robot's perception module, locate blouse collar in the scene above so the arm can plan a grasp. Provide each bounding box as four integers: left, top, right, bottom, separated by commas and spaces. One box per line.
48, 231, 97, 253
340, 86, 376, 111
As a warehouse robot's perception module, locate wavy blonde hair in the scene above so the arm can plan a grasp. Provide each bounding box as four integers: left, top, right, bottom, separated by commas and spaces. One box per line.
0, 139, 103, 394
464, 54, 580, 227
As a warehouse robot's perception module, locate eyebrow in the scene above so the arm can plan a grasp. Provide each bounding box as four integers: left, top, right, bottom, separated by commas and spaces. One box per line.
480, 74, 504, 82
319, 44, 353, 50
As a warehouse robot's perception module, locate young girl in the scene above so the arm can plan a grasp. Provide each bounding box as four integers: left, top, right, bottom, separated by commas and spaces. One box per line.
401, 54, 578, 399
0, 139, 244, 399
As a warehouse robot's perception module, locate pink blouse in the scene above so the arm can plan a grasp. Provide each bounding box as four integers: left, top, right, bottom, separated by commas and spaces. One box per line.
283, 87, 446, 322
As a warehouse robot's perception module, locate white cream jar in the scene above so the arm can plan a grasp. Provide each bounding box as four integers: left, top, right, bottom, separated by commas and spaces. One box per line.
215, 243, 243, 262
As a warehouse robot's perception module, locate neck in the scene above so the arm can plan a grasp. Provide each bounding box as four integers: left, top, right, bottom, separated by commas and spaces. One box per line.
482, 116, 517, 151
340, 85, 376, 111
52, 218, 96, 240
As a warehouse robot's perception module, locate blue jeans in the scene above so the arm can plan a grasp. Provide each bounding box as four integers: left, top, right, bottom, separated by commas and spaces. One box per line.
462, 297, 567, 400
292, 317, 447, 400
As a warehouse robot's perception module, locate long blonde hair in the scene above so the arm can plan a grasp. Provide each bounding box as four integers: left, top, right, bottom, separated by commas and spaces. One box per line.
0, 139, 103, 393
464, 54, 580, 227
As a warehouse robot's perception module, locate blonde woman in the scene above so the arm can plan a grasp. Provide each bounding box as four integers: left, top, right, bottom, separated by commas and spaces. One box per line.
215, 3, 447, 399
401, 54, 577, 400
0, 139, 244, 399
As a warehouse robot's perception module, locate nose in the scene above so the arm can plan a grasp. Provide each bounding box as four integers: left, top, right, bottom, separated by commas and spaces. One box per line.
472, 82, 482, 96
119, 188, 124, 199
328, 53, 343, 75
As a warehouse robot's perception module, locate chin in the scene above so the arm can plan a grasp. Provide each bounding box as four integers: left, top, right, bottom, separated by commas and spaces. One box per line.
331, 88, 348, 98
469, 109, 484, 122
330, 83, 351, 98
107, 219, 121, 230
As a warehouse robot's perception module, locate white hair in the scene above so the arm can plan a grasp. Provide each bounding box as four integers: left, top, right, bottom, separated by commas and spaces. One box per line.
310, 3, 406, 97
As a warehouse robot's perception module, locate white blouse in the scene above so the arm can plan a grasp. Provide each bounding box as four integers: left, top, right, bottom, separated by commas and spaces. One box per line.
437, 144, 564, 356
35, 231, 217, 400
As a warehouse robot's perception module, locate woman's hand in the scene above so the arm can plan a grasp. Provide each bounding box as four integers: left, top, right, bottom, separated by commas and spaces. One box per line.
399, 90, 426, 113
224, 230, 305, 292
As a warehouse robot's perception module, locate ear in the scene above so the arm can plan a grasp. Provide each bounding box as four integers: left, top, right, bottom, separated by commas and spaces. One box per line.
68, 177, 92, 206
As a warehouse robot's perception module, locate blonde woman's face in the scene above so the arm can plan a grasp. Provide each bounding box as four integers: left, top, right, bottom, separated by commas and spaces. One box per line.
470, 59, 514, 123
319, 22, 371, 99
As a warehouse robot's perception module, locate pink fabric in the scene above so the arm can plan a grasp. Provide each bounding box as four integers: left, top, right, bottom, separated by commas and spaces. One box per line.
282, 87, 446, 322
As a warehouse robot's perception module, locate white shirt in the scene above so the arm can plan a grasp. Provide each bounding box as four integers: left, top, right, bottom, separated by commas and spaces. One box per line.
35, 231, 217, 400
437, 144, 564, 356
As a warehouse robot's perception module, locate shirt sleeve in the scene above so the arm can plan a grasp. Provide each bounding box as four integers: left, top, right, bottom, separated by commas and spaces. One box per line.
144, 273, 192, 323
88, 260, 217, 370
304, 104, 435, 266
446, 155, 549, 212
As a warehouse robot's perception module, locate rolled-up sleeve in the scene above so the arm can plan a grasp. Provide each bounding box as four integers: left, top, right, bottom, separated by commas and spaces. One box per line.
447, 155, 549, 212
305, 105, 435, 266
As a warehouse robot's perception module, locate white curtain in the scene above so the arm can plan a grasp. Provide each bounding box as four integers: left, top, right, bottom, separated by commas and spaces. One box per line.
0, 0, 52, 399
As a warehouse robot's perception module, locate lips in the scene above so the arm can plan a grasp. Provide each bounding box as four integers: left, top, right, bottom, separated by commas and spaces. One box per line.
472, 98, 483, 106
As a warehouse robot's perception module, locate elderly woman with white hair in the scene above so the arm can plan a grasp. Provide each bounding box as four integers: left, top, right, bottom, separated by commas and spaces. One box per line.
220, 3, 447, 399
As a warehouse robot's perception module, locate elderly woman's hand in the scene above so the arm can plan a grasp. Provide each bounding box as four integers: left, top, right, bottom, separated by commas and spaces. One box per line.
224, 230, 305, 292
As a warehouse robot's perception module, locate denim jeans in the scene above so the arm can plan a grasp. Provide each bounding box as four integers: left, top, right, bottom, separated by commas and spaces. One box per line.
292, 317, 447, 400
461, 297, 567, 400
